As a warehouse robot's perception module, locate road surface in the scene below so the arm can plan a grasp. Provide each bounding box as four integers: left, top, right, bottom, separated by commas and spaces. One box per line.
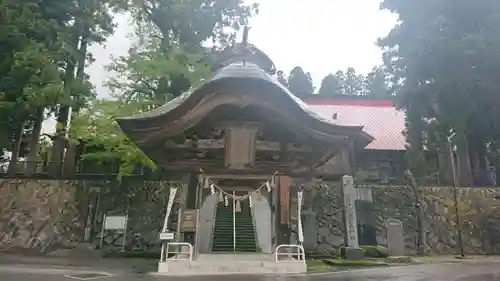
1, 262, 499, 281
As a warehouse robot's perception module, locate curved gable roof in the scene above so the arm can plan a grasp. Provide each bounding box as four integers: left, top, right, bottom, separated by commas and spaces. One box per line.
117, 62, 374, 149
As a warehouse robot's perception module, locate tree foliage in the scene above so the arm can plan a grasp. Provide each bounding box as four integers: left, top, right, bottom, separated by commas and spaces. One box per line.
0, 0, 257, 178
379, 0, 500, 182
0, 0, 70, 167
287, 66, 314, 99
318, 73, 342, 97
290, 66, 392, 100
70, 98, 155, 178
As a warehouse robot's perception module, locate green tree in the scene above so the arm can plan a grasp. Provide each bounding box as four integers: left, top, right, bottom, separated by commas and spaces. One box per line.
287, 66, 314, 100
70, 98, 155, 178
380, 0, 500, 184
380, 0, 500, 253
70, 0, 258, 176
365, 66, 391, 99
130, 0, 258, 51
318, 73, 342, 97
106, 41, 210, 109
341, 67, 364, 95
0, 0, 70, 173
49, 0, 124, 175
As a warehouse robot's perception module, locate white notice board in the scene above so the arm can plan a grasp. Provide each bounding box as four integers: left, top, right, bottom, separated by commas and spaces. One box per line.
100, 214, 128, 250
104, 216, 127, 230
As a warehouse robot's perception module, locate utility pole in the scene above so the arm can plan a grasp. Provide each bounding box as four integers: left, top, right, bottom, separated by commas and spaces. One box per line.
448, 133, 465, 257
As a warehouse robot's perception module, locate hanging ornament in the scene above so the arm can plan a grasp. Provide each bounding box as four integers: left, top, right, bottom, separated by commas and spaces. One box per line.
271, 175, 276, 188
235, 200, 241, 212
217, 192, 223, 202
203, 177, 209, 189
266, 181, 271, 193
210, 183, 215, 195
224, 195, 229, 207
248, 196, 253, 208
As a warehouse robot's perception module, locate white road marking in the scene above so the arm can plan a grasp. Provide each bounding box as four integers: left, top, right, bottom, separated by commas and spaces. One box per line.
295, 262, 459, 277
0, 266, 116, 278
64, 272, 114, 280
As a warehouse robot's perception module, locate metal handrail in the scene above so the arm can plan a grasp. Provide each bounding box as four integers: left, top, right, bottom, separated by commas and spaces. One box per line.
275, 244, 305, 263
160, 242, 193, 263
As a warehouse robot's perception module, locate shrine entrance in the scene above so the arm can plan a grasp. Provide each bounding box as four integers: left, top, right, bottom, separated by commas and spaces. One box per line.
116, 27, 373, 275
202, 173, 276, 254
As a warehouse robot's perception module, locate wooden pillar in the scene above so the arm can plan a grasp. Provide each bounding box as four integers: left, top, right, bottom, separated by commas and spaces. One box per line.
276, 175, 291, 246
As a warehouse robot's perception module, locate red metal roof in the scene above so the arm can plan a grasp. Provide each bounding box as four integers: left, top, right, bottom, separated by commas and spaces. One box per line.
305, 99, 406, 151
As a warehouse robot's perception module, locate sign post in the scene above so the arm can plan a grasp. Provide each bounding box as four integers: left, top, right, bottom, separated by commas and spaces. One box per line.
232, 191, 236, 252
297, 190, 303, 244
100, 214, 128, 251
342, 175, 359, 248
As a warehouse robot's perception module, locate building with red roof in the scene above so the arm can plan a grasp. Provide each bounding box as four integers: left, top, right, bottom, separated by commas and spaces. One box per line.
305, 98, 407, 184
306, 99, 406, 151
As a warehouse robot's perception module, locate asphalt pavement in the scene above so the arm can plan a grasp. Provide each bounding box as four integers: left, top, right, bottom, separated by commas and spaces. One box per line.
1, 262, 500, 281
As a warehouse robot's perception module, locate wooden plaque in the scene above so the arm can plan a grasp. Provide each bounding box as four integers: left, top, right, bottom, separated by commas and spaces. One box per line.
279, 176, 291, 225
181, 209, 198, 232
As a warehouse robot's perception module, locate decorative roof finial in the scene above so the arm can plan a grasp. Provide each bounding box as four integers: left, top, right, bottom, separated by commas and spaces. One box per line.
212, 25, 276, 75
242, 26, 250, 47
241, 26, 250, 66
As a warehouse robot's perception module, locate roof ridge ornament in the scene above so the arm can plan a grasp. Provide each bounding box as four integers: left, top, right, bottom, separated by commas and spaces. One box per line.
212, 25, 276, 75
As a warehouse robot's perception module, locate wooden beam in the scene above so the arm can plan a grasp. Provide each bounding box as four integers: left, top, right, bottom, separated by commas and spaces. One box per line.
165, 139, 311, 153
157, 160, 345, 179
207, 174, 272, 180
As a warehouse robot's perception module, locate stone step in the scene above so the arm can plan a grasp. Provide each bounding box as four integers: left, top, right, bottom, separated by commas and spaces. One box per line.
212, 202, 257, 253
156, 259, 307, 275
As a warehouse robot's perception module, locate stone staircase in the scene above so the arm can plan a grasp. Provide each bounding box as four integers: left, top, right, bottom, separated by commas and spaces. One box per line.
157, 253, 307, 275
211, 200, 257, 252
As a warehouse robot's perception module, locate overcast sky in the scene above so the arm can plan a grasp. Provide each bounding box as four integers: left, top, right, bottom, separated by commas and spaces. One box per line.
42, 0, 397, 135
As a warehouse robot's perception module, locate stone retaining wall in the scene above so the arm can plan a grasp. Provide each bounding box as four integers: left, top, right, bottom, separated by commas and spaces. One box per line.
2, 179, 500, 256
0, 180, 81, 253
0, 179, 171, 253
302, 182, 500, 255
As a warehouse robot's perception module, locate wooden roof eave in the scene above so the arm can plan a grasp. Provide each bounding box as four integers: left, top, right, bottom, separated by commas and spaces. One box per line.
117, 62, 374, 149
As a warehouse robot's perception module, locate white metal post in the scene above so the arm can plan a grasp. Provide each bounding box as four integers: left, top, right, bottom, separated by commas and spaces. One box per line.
233, 190, 236, 252
162, 186, 178, 233
297, 190, 303, 244
100, 213, 106, 249
122, 214, 128, 252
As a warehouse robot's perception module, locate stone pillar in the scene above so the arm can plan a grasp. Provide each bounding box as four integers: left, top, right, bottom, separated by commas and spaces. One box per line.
355, 187, 377, 245
341, 175, 362, 259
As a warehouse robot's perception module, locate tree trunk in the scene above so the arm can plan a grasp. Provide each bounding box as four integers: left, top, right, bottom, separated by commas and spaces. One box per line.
404, 169, 426, 255
49, 62, 75, 176
437, 142, 454, 185
405, 105, 425, 173
26, 107, 44, 174
49, 18, 81, 176
63, 30, 89, 176
456, 133, 473, 186
7, 124, 24, 175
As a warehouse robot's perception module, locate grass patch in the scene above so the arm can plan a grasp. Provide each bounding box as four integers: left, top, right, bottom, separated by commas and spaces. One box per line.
385, 256, 414, 264
307, 259, 339, 273
323, 258, 389, 267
